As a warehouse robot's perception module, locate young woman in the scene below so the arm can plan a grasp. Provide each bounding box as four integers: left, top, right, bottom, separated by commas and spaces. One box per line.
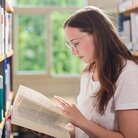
54, 6, 138, 138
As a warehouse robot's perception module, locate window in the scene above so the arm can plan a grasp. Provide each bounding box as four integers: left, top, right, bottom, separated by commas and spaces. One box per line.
51, 12, 83, 74
16, 0, 85, 7
15, 0, 86, 75
17, 15, 46, 72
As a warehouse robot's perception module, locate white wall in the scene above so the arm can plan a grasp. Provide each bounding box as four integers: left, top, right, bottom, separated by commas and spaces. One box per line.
88, 0, 118, 11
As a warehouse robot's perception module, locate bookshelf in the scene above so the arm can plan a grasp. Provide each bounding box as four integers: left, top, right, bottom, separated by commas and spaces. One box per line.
0, 0, 14, 138
0, 50, 13, 62
0, 56, 5, 62
131, 51, 138, 56
124, 4, 138, 16
0, 93, 13, 137
118, 0, 138, 57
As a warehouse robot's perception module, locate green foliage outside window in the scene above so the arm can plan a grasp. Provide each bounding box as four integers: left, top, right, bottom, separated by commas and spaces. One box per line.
17, 0, 84, 74
18, 15, 46, 71
17, 0, 84, 6
51, 12, 83, 74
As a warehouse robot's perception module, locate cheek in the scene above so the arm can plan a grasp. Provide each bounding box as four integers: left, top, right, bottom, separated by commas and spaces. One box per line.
82, 41, 96, 58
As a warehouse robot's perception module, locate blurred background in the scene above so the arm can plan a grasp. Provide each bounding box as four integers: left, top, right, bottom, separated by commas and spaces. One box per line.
13, 0, 118, 100
1, 0, 138, 137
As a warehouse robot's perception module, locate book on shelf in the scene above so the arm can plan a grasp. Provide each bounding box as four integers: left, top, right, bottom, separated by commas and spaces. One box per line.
118, 14, 132, 50
0, 75, 4, 122
0, 0, 13, 56
5, 58, 11, 106
0, 0, 14, 137
5, 12, 13, 54
130, 12, 138, 51
0, 5, 2, 55
0, 4, 5, 56
122, 18, 132, 50
118, 0, 133, 13
11, 85, 70, 138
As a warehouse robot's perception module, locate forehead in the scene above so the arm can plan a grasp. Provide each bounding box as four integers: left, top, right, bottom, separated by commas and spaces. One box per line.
64, 27, 83, 40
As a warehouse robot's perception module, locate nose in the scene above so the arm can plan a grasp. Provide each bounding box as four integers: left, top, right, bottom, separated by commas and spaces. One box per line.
71, 48, 78, 55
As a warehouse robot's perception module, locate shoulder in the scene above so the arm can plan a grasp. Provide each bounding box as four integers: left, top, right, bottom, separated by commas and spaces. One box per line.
80, 71, 92, 83
114, 60, 138, 110
123, 60, 138, 72
116, 60, 138, 87
81, 71, 91, 78
118, 60, 138, 80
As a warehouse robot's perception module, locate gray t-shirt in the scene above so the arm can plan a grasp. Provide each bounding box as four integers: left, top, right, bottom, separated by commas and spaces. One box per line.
75, 60, 138, 138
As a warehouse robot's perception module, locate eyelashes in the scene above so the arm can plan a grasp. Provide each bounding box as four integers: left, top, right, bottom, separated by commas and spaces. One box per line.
73, 42, 79, 47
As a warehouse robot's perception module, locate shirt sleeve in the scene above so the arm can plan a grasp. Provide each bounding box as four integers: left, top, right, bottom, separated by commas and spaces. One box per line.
114, 69, 138, 111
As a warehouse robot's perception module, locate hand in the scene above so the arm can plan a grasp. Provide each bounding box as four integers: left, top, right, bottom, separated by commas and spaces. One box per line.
54, 96, 87, 127
7, 105, 13, 121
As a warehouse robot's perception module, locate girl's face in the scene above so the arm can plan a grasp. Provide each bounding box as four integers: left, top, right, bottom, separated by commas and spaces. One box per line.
64, 26, 97, 64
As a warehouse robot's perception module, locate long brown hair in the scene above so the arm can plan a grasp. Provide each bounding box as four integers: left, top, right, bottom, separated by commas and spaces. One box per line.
64, 6, 137, 115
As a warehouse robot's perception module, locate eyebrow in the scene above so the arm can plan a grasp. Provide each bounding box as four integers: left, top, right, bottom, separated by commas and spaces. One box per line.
70, 38, 78, 42
69, 33, 87, 42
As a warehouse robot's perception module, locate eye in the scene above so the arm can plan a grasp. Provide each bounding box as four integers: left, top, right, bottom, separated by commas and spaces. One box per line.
73, 42, 79, 46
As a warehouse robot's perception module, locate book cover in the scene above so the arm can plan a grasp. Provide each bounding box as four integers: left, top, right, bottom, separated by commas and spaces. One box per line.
0, 75, 4, 121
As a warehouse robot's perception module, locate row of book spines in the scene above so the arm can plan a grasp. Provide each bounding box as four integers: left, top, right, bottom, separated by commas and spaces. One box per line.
118, 13, 138, 51
0, 0, 14, 11
6, 0, 14, 13
0, 6, 13, 56
0, 92, 13, 137
0, 58, 12, 122
118, 0, 138, 13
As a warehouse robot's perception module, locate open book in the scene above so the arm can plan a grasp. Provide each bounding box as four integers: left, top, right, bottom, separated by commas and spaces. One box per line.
11, 85, 70, 138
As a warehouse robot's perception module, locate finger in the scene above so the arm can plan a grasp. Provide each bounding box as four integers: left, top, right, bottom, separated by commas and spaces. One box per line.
7, 105, 13, 120
54, 97, 68, 109
54, 96, 69, 104
54, 96, 70, 108
56, 106, 69, 116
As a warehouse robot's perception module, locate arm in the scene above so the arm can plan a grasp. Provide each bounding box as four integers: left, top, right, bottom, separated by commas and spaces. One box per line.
117, 109, 138, 138
80, 109, 138, 138
54, 96, 138, 138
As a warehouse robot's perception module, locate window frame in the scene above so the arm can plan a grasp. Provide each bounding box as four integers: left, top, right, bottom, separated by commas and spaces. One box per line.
13, 7, 83, 79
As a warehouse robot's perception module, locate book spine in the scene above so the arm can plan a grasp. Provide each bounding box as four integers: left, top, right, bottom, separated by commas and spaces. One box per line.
0, 4, 5, 56
5, 12, 8, 54
130, 13, 138, 51
0, 75, 4, 122
5, 58, 10, 105
0, 5, 2, 55
8, 13, 12, 52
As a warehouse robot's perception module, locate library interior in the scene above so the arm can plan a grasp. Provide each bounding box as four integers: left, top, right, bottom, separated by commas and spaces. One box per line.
0, 0, 138, 138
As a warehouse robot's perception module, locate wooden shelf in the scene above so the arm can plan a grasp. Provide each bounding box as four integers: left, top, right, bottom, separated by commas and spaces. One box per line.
0, 55, 5, 62
6, 1, 14, 13
6, 50, 14, 58
124, 4, 138, 16
0, 92, 14, 137
0, 50, 13, 62
131, 51, 138, 56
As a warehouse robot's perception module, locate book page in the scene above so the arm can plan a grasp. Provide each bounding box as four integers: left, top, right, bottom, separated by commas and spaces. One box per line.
11, 85, 70, 138
14, 85, 59, 113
